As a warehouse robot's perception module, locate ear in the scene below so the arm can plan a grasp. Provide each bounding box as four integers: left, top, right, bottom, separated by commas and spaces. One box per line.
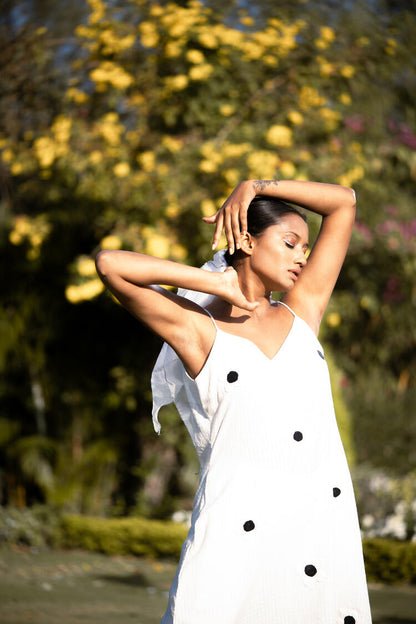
239, 231, 255, 255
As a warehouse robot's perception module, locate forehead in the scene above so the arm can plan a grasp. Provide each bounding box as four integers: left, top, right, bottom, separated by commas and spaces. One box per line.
273, 213, 309, 241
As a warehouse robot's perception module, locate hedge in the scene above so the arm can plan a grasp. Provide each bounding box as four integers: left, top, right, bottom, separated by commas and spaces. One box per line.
363, 538, 416, 584
60, 514, 188, 559
2, 507, 416, 584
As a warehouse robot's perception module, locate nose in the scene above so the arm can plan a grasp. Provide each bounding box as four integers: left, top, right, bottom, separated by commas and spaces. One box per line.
296, 249, 307, 267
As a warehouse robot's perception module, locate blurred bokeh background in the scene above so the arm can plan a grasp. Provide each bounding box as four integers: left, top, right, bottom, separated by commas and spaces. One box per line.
0, 0, 415, 562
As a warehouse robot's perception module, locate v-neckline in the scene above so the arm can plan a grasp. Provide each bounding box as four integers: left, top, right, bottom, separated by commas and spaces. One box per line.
215, 314, 296, 362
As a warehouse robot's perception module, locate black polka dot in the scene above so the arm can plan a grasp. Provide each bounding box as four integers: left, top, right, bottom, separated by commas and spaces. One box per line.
293, 431, 303, 442
227, 371, 238, 383
333, 487, 341, 498
304, 564, 317, 577
317, 350, 325, 360
344, 617, 356, 624
243, 520, 255, 532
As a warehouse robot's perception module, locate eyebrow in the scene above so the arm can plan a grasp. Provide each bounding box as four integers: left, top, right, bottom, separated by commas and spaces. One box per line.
285, 231, 309, 250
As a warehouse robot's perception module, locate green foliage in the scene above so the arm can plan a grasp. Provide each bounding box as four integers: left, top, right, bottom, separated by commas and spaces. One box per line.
0, 0, 415, 515
0, 505, 62, 548
60, 513, 187, 559
363, 538, 416, 585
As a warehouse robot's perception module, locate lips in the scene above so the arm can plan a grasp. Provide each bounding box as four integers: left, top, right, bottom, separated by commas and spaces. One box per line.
288, 269, 300, 281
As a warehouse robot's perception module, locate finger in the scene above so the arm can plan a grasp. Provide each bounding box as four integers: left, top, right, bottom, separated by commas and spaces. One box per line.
202, 212, 219, 224
211, 211, 224, 249
231, 208, 241, 250
239, 202, 248, 236
240, 300, 259, 311
224, 208, 234, 255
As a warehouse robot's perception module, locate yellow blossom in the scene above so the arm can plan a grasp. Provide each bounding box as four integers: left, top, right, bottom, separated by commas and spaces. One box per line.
266, 125, 293, 147
89, 150, 103, 164
241, 40, 264, 61
339, 93, 352, 105
113, 162, 130, 177
138, 21, 159, 48
66, 88, 89, 104
314, 39, 329, 50
201, 199, 217, 218
299, 86, 326, 109
164, 75, 189, 91
263, 55, 278, 66
222, 168, 240, 187
165, 203, 181, 218
326, 312, 341, 327
34, 137, 57, 168
186, 49, 205, 64
357, 36, 370, 46
137, 151, 155, 172
145, 233, 171, 259
162, 136, 183, 153
11, 162, 23, 175
279, 161, 296, 178
198, 30, 218, 49
101, 235, 122, 249
52, 116, 72, 143
96, 114, 123, 145
100, 30, 135, 54
221, 143, 251, 159
66, 279, 105, 303
2, 148, 14, 163
337, 165, 364, 187
240, 15, 254, 26
165, 41, 182, 58
320, 26, 335, 42
199, 159, 218, 173
317, 57, 335, 76
171, 243, 187, 260
287, 111, 304, 125
220, 104, 234, 117
77, 257, 97, 277
246, 151, 280, 179
340, 65, 355, 78
189, 63, 213, 81
90, 62, 133, 89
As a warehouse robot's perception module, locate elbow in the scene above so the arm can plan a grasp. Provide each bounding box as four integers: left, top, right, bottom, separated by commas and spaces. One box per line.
95, 249, 117, 280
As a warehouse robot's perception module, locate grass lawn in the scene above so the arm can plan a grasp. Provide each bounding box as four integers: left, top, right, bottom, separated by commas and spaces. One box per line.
1, 546, 415, 624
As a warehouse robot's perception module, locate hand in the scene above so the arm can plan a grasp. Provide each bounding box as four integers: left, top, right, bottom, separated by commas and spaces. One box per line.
218, 266, 259, 311
202, 180, 257, 254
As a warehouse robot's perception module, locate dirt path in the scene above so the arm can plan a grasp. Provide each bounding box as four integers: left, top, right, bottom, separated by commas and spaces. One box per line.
0, 546, 415, 624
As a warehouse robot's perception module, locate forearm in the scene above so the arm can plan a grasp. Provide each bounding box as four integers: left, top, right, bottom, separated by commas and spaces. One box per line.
252, 179, 356, 217
96, 250, 222, 296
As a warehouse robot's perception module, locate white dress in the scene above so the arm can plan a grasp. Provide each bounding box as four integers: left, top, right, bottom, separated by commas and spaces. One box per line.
151, 297, 372, 624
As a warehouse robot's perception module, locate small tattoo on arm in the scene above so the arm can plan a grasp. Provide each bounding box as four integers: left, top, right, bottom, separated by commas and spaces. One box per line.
254, 180, 279, 192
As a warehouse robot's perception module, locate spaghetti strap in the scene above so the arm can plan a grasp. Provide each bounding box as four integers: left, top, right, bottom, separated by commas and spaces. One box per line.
277, 300, 296, 317
203, 308, 219, 330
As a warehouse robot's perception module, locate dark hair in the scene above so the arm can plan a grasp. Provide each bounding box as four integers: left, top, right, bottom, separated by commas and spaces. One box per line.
224, 196, 307, 265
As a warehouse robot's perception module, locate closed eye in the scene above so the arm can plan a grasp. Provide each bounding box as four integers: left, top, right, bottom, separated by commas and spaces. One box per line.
285, 241, 295, 249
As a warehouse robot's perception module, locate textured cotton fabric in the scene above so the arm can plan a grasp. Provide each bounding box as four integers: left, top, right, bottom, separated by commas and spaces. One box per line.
152, 298, 372, 624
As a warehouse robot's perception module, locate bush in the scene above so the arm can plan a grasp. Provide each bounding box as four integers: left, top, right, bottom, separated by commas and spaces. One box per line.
60, 514, 188, 559
2, 506, 416, 584
0, 505, 62, 548
363, 538, 416, 584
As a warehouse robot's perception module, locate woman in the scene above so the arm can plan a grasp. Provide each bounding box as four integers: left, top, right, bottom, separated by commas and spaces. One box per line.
96, 179, 372, 624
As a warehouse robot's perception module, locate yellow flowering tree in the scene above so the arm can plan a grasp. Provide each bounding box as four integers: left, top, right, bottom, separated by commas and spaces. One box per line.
1, 0, 416, 514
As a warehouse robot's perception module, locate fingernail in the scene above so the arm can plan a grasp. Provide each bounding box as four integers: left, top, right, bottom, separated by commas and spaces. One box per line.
229, 247, 234, 255
212, 243, 216, 250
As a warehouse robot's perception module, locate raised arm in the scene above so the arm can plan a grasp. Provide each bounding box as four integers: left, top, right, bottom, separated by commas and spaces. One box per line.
95, 250, 257, 377
204, 179, 356, 332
